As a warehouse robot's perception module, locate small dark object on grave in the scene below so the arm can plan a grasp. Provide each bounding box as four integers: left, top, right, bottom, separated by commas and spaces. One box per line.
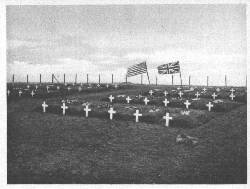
176, 134, 198, 145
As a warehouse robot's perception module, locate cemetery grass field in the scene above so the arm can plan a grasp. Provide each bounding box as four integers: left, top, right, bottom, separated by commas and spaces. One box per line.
7, 85, 247, 184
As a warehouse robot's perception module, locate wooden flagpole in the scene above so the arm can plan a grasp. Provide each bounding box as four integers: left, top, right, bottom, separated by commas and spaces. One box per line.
179, 72, 182, 87
171, 74, 173, 86
178, 61, 182, 87
145, 61, 150, 85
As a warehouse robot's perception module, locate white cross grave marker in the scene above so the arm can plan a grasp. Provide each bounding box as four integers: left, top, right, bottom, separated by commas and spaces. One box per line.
46, 86, 49, 91
31, 90, 35, 97
27, 85, 30, 89
163, 99, 170, 107
195, 92, 200, 99
202, 88, 207, 92
184, 100, 191, 109
177, 87, 181, 90
178, 91, 183, 98
67, 87, 71, 91
163, 112, 172, 127
61, 102, 68, 115
57, 86, 60, 90
7, 90, 10, 96
212, 93, 217, 100
164, 91, 168, 97
78, 87, 82, 92
133, 110, 142, 122
230, 88, 235, 93
35, 85, 38, 90
115, 84, 118, 89
83, 105, 91, 117
144, 97, 149, 105
229, 93, 235, 100
206, 101, 214, 112
109, 95, 114, 103
106, 84, 109, 88
18, 90, 22, 97
42, 101, 48, 113
126, 96, 132, 104
108, 107, 116, 120
149, 90, 153, 96
97, 84, 100, 88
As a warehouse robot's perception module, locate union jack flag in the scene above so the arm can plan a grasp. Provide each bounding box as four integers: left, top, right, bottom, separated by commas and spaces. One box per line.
157, 61, 180, 74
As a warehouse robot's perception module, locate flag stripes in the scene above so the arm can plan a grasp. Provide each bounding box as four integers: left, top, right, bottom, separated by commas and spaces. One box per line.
158, 61, 180, 74
127, 62, 147, 77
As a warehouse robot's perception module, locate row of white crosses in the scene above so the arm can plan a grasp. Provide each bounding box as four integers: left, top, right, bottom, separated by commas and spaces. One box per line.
41, 101, 173, 126
110, 94, 214, 111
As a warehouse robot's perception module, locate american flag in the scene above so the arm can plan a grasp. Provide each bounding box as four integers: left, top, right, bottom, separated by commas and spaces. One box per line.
127, 61, 148, 77
158, 61, 180, 74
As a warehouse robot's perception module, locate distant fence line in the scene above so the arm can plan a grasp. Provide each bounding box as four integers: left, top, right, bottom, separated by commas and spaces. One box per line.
9, 73, 247, 87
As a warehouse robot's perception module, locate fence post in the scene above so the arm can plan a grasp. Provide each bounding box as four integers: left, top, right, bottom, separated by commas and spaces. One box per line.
207, 76, 209, 87
52, 74, 54, 83
155, 76, 157, 86
225, 75, 227, 87
87, 74, 89, 84
125, 75, 127, 84
189, 75, 191, 87
141, 74, 143, 85
112, 74, 113, 84
26, 74, 29, 84
12, 74, 15, 86
63, 73, 65, 84
171, 75, 173, 86
99, 74, 100, 84
39, 74, 41, 84
75, 73, 77, 84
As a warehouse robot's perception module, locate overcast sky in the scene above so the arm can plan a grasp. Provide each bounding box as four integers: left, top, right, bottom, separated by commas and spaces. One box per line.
7, 5, 246, 86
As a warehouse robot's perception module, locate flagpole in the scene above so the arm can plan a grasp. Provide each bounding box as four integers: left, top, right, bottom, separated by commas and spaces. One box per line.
178, 61, 182, 87
145, 61, 151, 85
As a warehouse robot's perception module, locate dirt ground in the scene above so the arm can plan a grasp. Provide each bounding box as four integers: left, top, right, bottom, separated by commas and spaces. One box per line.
7, 86, 247, 184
